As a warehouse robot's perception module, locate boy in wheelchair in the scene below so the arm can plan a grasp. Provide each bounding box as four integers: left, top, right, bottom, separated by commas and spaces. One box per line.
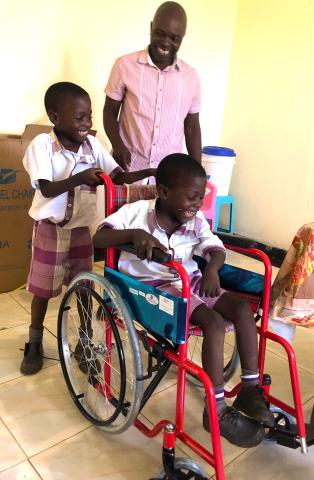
94, 153, 275, 448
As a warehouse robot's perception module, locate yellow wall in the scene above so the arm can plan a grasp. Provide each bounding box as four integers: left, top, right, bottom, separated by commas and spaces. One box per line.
0, 0, 238, 149
221, 0, 314, 248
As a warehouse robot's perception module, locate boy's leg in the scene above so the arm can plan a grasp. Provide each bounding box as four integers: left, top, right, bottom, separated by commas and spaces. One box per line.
213, 293, 275, 427
20, 295, 48, 375
191, 304, 265, 448
68, 226, 94, 373
21, 221, 69, 375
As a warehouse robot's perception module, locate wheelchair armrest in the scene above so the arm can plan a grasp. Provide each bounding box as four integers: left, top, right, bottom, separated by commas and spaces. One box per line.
117, 243, 172, 264
217, 232, 286, 268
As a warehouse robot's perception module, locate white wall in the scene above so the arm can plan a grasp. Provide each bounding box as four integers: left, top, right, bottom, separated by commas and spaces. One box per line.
221, 0, 314, 248
0, 0, 238, 151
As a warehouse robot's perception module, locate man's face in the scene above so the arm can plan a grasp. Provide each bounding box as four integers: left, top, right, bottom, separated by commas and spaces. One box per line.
149, 12, 186, 69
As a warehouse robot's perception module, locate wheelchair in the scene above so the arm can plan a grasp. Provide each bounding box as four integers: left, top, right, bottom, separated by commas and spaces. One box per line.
57, 174, 314, 480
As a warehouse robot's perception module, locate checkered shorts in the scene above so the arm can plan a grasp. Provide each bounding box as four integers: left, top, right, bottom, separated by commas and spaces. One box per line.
27, 221, 93, 298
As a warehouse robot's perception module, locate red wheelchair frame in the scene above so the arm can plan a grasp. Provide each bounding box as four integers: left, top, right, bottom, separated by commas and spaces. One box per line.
97, 173, 310, 478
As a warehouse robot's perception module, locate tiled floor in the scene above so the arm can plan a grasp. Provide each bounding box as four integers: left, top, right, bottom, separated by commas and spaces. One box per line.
1, 257, 314, 479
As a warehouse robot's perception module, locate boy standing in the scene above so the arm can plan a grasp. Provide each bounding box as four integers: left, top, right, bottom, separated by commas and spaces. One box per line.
21, 82, 155, 375
94, 153, 275, 448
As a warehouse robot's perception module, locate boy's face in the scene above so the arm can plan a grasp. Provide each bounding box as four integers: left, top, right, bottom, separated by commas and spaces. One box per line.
49, 94, 92, 151
149, 12, 185, 68
158, 175, 207, 225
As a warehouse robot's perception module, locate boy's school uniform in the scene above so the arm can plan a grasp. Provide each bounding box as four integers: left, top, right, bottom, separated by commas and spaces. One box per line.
23, 130, 122, 298
98, 198, 227, 315
23, 130, 122, 228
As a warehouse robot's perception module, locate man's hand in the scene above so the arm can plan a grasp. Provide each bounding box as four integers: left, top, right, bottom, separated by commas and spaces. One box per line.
112, 144, 131, 171
76, 168, 105, 186
199, 264, 221, 298
132, 229, 168, 262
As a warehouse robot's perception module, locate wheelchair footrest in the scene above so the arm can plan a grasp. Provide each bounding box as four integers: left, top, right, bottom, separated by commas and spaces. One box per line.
267, 405, 314, 449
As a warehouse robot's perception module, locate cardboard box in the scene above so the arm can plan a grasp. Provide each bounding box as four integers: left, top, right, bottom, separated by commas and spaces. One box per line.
0, 125, 53, 293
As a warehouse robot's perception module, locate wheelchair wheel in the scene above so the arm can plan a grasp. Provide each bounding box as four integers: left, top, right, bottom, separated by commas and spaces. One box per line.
187, 331, 240, 387
58, 272, 143, 433
155, 457, 209, 479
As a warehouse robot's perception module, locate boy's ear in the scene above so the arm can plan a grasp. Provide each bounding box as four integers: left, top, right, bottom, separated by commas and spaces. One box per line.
157, 184, 169, 200
47, 110, 58, 125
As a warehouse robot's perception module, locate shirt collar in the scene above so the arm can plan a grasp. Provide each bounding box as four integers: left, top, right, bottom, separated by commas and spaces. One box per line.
147, 198, 202, 236
50, 130, 95, 163
138, 48, 181, 71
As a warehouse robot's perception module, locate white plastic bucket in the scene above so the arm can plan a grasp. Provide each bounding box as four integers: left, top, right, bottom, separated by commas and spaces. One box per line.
202, 146, 236, 196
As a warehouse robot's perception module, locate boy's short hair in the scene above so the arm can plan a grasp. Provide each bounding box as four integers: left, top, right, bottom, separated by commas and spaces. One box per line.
156, 153, 206, 187
44, 82, 89, 113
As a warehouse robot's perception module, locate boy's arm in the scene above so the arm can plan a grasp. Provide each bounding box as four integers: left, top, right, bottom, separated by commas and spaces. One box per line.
113, 169, 156, 185
38, 168, 104, 198
93, 227, 168, 262
199, 250, 225, 298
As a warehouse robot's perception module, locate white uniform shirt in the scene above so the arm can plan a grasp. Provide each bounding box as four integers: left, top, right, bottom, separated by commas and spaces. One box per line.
23, 131, 122, 228
98, 198, 226, 286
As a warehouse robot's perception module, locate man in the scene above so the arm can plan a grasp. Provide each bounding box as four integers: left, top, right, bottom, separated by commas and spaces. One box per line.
103, 1, 202, 174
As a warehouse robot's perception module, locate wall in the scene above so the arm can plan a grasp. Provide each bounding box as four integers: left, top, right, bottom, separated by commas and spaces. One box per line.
221, 0, 314, 248
0, 0, 238, 149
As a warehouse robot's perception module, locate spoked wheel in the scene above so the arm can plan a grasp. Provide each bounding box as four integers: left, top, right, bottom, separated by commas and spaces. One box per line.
187, 329, 240, 387
58, 272, 143, 433
155, 457, 209, 479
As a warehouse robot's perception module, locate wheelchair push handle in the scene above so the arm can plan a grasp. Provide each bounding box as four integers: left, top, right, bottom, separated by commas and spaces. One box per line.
117, 243, 172, 264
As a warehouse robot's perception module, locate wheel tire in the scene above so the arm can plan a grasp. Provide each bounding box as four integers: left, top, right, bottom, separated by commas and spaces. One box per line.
155, 457, 209, 479
58, 272, 143, 433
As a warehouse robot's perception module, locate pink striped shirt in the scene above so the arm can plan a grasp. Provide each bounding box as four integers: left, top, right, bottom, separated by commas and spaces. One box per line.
105, 49, 201, 171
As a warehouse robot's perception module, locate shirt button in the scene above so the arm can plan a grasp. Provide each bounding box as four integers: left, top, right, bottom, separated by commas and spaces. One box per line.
68, 204, 72, 207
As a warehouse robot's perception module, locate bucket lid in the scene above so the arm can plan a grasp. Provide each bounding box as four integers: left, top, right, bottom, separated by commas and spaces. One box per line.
202, 146, 236, 157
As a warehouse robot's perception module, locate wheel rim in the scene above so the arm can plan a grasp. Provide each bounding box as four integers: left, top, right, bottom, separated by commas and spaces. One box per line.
58, 272, 143, 433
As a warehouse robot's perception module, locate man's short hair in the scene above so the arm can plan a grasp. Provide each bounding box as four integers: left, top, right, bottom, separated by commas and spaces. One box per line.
44, 82, 89, 113
156, 153, 206, 187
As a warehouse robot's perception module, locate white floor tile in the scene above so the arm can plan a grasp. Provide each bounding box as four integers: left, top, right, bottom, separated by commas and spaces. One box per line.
0, 419, 26, 472
0, 364, 89, 457
0, 293, 29, 329
31, 422, 166, 480
0, 461, 40, 480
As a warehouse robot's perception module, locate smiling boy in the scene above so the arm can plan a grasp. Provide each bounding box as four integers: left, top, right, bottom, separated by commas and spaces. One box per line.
21, 81, 154, 375
94, 153, 275, 448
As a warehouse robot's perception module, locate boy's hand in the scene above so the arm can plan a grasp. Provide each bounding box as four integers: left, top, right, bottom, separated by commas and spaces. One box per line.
132, 229, 168, 262
199, 265, 221, 298
76, 168, 105, 186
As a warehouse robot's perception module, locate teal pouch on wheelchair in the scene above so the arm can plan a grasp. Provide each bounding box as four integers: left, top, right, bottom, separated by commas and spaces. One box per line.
218, 264, 264, 295
104, 267, 188, 344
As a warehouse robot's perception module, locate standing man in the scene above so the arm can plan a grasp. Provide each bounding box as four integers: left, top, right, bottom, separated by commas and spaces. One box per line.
103, 1, 202, 174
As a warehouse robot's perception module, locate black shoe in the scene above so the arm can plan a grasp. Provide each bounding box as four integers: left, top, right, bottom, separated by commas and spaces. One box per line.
233, 385, 275, 428
20, 342, 43, 375
74, 340, 100, 376
203, 406, 265, 448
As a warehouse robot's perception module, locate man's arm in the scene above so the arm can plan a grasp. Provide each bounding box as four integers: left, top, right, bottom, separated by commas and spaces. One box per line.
103, 96, 131, 170
114, 168, 156, 185
184, 112, 202, 163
